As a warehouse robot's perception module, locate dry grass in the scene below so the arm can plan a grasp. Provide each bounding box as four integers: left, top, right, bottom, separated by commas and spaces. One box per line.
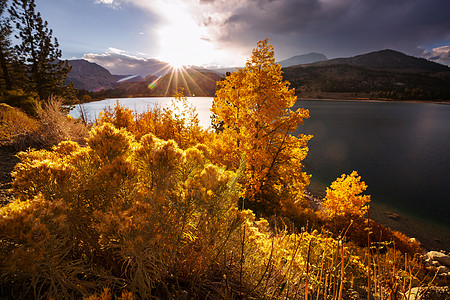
1, 97, 89, 150
33, 97, 89, 148
0, 103, 39, 143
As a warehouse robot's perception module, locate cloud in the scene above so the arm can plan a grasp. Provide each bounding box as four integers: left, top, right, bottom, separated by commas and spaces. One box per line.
82, 49, 170, 76
192, 0, 450, 60
423, 46, 450, 65
94, 0, 120, 8
91, 0, 450, 65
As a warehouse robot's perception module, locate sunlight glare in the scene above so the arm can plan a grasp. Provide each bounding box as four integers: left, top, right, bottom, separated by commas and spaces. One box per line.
155, 1, 216, 67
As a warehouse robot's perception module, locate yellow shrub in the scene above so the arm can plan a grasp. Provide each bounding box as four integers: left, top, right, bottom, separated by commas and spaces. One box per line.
323, 171, 371, 218
97, 101, 135, 131
7, 123, 243, 298
96, 92, 212, 149
0, 103, 39, 141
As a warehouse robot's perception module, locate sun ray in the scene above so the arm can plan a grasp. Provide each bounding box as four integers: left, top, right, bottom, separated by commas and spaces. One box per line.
149, 63, 174, 77
164, 67, 176, 97
178, 67, 207, 96
177, 68, 192, 96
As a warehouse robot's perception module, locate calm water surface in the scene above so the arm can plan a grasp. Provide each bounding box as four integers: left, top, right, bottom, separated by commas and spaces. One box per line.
74, 98, 450, 228
71, 97, 213, 129
293, 100, 450, 229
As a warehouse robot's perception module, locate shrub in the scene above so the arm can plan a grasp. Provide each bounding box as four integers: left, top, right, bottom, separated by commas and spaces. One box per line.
0, 103, 39, 142
97, 91, 211, 149
1, 89, 40, 116
323, 171, 370, 218
6, 123, 243, 298
35, 97, 89, 148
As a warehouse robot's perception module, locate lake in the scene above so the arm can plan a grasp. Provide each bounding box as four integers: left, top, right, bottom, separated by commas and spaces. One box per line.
71, 97, 214, 129
294, 100, 450, 231
72, 97, 450, 230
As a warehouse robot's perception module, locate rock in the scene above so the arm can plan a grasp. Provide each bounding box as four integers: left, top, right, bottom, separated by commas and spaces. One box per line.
437, 265, 450, 274
424, 258, 440, 268
409, 237, 420, 245
385, 212, 400, 220
408, 286, 450, 300
427, 251, 450, 268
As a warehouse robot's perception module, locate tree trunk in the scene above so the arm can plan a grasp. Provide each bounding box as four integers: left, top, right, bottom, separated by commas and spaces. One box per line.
0, 47, 12, 91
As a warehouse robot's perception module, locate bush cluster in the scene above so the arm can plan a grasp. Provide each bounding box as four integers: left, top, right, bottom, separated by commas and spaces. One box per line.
0, 120, 431, 299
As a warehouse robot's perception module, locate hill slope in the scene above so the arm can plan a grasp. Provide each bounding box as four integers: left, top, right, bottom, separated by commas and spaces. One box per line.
67, 59, 126, 91
282, 50, 450, 100
93, 68, 221, 98
278, 53, 328, 67
307, 49, 449, 73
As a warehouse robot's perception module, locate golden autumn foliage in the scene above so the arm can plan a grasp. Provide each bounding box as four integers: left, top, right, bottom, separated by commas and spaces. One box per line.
5, 123, 243, 297
97, 90, 210, 149
2, 124, 371, 299
323, 171, 371, 218
212, 39, 312, 212
0, 40, 434, 299
0, 103, 39, 140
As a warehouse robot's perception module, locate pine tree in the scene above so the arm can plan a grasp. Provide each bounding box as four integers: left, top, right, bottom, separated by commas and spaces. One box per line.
0, 0, 13, 91
8, 0, 73, 100
212, 39, 312, 212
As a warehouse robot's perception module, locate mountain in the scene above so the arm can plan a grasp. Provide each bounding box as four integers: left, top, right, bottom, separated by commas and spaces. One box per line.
282, 50, 450, 100
306, 49, 449, 73
278, 53, 328, 67
149, 68, 221, 97
69, 49, 450, 101
66, 59, 126, 91
93, 68, 221, 98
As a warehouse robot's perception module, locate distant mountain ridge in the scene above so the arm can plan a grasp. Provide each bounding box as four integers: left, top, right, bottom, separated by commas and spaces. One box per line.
277, 52, 328, 67
92, 68, 220, 98
67, 49, 450, 100
66, 59, 125, 91
282, 50, 450, 100
305, 49, 449, 73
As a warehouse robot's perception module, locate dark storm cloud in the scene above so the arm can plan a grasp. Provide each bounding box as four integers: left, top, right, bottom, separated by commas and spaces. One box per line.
201, 0, 450, 60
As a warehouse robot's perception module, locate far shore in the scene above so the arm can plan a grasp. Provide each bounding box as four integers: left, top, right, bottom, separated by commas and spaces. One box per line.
299, 97, 450, 105
78, 95, 450, 105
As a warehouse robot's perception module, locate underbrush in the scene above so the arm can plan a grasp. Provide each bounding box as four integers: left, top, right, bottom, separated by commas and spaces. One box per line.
0, 103, 39, 142
0, 98, 88, 150
0, 122, 437, 299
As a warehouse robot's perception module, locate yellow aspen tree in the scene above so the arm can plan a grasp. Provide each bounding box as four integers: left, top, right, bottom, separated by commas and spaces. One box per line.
323, 171, 371, 218
211, 39, 312, 211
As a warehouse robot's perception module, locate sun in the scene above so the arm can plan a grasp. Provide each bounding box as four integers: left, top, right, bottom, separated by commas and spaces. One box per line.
168, 61, 184, 70
155, 2, 216, 67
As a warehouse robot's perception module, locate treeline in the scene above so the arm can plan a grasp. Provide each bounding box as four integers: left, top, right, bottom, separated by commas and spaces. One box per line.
283, 64, 450, 101
0, 0, 74, 114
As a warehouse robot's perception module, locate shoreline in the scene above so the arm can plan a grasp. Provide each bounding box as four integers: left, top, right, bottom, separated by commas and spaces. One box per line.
79, 96, 450, 105
299, 97, 450, 105
368, 201, 450, 252
306, 186, 450, 252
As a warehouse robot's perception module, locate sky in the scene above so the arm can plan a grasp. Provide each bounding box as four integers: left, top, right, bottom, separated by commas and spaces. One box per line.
33, 0, 450, 75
